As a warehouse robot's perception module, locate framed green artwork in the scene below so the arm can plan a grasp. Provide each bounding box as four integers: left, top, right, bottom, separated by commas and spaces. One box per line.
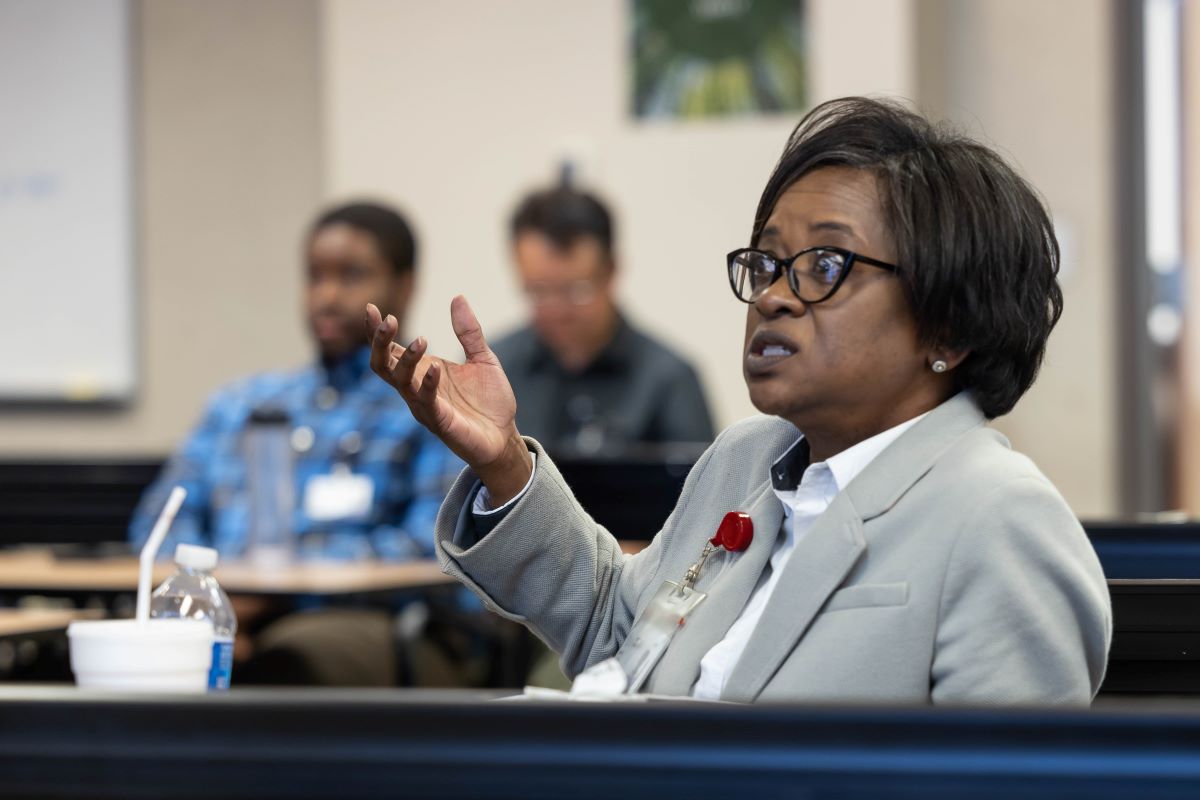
632, 0, 807, 119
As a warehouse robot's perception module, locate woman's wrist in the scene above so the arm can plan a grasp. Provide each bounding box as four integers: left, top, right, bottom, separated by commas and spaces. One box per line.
475, 430, 533, 507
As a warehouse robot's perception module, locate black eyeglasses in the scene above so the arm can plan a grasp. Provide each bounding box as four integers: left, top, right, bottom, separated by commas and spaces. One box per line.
726, 246, 898, 305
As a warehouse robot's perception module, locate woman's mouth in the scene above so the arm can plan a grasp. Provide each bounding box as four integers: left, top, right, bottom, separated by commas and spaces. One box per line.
745, 330, 798, 375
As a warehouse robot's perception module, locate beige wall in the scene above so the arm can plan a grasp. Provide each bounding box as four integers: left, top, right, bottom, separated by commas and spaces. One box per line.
0, 0, 323, 456
917, 0, 1117, 516
321, 0, 916, 437
2, 0, 1119, 517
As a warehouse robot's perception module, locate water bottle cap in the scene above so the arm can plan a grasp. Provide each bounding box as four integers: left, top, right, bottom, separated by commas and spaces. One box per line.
174, 543, 218, 571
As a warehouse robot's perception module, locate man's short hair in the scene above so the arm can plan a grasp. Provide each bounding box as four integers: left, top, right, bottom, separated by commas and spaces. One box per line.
311, 201, 417, 275
510, 187, 614, 259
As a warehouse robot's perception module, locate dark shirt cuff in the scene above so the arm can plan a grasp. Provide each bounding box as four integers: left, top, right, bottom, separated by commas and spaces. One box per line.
456, 481, 513, 548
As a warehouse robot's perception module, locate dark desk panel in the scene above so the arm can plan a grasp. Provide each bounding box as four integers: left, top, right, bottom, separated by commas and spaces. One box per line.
0, 459, 158, 547
1104, 579, 1200, 694
553, 446, 701, 539
1085, 520, 1200, 579
0, 450, 697, 547
3, 687, 1200, 799
1081, 522, 1200, 694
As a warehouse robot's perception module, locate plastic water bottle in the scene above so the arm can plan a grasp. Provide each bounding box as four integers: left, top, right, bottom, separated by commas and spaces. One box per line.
243, 407, 296, 568
150, 543, 237, 690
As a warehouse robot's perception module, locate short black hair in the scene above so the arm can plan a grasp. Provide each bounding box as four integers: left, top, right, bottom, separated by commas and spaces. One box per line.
510, 187, 614, 259
311, 201, 417, 275
752, 97, 1062, 419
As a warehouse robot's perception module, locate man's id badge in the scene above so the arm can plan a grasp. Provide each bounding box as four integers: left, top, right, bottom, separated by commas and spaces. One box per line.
303, 468, 375, 522
613, 581, 707, 694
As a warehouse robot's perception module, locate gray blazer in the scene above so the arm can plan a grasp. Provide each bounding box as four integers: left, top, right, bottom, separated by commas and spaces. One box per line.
437, 393, 1112, 705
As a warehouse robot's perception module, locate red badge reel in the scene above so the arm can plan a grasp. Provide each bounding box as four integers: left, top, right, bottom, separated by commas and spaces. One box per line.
680, 512, 754, 591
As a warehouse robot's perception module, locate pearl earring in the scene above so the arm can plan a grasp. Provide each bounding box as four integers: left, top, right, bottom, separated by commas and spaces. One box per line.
931, 360, 948, 373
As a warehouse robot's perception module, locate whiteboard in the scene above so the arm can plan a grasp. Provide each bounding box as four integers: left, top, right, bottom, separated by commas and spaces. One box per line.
0, 0, 134, 402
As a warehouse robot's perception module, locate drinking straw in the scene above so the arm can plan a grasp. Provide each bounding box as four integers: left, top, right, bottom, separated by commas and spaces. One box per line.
135, 486, 187, 624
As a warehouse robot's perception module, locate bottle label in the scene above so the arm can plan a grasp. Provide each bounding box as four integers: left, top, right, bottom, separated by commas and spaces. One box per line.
209, 637, 234, 690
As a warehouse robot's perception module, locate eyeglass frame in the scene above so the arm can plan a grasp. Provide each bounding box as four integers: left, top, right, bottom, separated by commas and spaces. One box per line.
726, 245, 898, 305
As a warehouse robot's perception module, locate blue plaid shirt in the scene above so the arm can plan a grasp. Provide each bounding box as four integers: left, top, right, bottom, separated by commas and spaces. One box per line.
130, 347, 463, 562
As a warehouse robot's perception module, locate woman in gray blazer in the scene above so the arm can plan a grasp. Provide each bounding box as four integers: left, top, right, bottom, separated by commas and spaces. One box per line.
365, 97, 1111, 705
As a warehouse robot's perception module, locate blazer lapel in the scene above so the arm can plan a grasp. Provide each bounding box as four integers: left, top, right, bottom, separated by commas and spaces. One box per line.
719, 392, 987, 701
845, 392, 988, 521
720, 491, 866, 702
645, 479, 783, 696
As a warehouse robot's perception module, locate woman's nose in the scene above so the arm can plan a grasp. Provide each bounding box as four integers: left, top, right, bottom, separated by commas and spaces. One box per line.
753, 275, 805, 318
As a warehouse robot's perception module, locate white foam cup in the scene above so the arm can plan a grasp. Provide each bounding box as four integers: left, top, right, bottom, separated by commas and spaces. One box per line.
68, 619, 214, 692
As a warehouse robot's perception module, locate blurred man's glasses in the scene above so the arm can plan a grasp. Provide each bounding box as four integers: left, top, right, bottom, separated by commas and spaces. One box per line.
726, 246, 897, 305
523, 280, 599, 307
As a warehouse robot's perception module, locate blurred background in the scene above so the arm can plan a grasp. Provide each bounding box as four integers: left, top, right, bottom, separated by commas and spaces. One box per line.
0, 0, 1197, 520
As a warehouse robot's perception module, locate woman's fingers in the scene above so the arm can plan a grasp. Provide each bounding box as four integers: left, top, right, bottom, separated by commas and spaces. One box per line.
365, 302, 383, 332
368, 311, 417, 386
367, 306, 398, 379
450, 295, 494, 364
416, 359, 442, 406
363, 304, 454, 430
392, 333, 426, 393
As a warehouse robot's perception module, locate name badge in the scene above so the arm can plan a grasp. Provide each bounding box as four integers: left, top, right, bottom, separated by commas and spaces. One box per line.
612, 581, 707, 694
303, 469, 375, 522
570, 513, 754, 697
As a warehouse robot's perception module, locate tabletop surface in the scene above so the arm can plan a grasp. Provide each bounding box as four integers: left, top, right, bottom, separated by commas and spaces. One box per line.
0, 549, 454, 596
0, 607, 104, 637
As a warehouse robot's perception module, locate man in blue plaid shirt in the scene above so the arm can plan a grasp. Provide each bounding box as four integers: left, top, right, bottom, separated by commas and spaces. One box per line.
130, 202, 467, 686
128, 349, 459, 562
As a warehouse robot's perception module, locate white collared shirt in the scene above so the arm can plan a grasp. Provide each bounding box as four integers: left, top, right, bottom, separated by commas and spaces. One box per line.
690, 412, 928, 700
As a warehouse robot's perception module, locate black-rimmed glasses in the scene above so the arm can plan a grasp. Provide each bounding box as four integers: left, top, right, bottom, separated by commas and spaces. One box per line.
726, 246, 898, 305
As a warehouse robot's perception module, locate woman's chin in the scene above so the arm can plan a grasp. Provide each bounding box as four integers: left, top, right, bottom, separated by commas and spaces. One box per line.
746, 382, 794, 419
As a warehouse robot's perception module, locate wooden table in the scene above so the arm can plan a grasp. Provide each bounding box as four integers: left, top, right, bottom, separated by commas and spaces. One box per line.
0, 549, 454, 597
0, 608, 103, 638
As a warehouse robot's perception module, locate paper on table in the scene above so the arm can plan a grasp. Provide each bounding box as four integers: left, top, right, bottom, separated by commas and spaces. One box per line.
495, 687, 731, 703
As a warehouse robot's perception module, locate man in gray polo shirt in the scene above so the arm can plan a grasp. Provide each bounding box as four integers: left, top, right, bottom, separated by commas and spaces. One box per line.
491, 186, 714, 456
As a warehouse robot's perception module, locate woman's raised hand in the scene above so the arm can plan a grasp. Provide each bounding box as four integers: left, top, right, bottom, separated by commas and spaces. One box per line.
365, 296, 531, 504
